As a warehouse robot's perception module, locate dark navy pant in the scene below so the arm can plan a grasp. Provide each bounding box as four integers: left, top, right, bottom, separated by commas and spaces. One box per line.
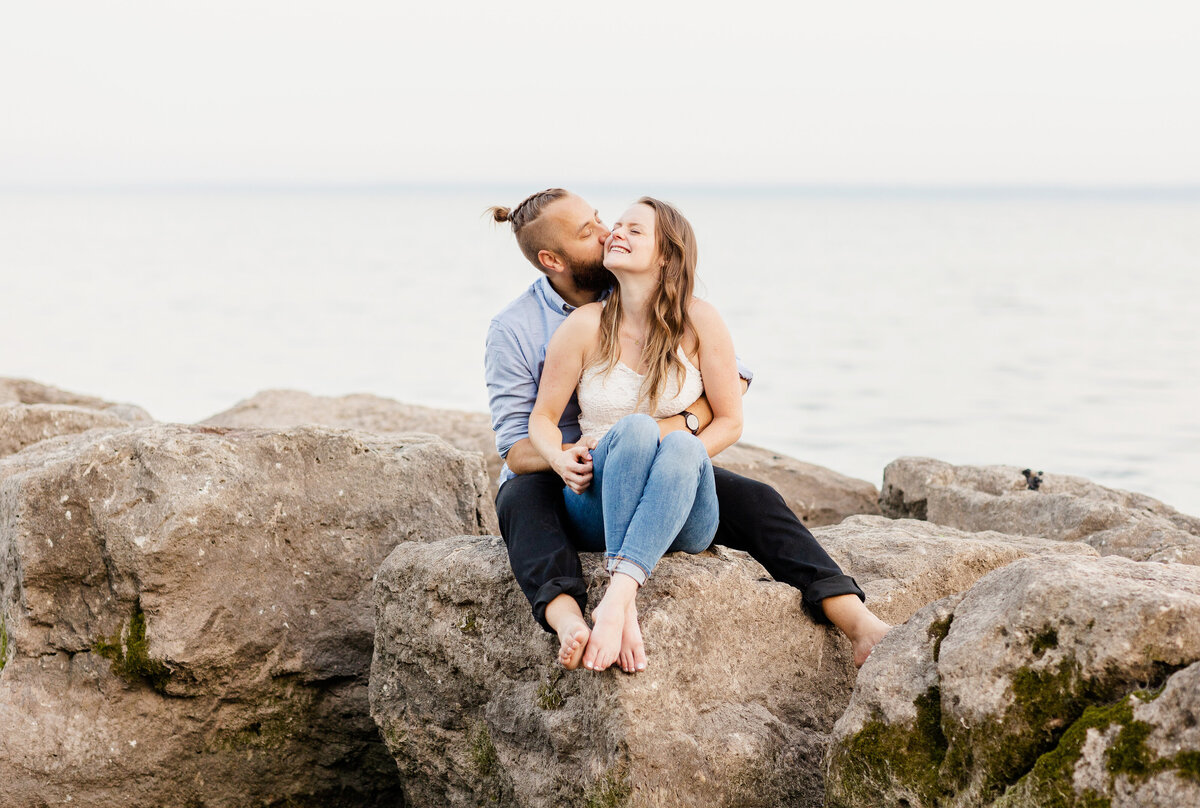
495, 465, 865, 633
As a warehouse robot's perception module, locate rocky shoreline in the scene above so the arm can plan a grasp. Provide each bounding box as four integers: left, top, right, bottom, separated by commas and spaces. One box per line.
2, 378, 1197, 807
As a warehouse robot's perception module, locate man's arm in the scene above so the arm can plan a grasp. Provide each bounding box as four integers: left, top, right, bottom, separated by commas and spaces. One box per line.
504, 438, 552, 474
485, 320, 541, 465
485, 314, 594, 481
658, 377, 750, 438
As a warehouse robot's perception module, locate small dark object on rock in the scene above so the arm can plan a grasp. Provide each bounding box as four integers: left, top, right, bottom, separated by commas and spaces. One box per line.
1021, 469, 1044, 491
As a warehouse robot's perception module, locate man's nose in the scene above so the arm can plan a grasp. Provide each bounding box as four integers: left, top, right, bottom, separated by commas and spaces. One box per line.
597, 224, 612, 242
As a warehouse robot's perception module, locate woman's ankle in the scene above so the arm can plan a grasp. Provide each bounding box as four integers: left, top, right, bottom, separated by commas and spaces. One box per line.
598, 572, 639, 613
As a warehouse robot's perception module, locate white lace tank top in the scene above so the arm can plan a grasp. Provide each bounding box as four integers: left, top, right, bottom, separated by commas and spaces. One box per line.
577, 349, 704, 442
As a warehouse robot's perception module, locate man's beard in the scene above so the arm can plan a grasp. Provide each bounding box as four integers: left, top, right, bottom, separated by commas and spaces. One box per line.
567, 257, 614, 294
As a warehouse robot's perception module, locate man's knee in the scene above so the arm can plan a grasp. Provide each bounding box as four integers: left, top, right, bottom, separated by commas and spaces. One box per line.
495, 472, 565, 537
715, 469, 789, 513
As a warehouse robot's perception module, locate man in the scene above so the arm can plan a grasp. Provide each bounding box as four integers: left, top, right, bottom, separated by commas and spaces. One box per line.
485, 188, 888, 672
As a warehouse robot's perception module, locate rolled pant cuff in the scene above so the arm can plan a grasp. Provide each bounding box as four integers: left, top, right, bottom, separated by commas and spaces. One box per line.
606, 556, 648, 586
532, 576, 589, 635
803, 574, 866, 625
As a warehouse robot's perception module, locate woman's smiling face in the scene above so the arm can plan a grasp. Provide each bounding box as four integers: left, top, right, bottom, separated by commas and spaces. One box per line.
603, 203, 660, 274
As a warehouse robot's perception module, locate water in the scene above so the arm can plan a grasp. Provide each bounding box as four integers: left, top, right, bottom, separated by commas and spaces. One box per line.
1, 187, 1197, 515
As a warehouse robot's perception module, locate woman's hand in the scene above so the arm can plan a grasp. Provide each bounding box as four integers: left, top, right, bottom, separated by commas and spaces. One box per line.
553, 444, 594, 494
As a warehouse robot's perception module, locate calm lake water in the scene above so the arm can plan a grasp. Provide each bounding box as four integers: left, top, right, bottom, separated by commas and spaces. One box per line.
1, 187, 1197, 515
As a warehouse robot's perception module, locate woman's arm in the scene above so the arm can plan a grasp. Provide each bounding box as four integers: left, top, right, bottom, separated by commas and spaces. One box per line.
690, 299, 743, 457
529, 304, 601, 492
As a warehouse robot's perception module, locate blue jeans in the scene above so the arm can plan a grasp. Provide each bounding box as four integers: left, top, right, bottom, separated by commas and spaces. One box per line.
563, 413, 719, 585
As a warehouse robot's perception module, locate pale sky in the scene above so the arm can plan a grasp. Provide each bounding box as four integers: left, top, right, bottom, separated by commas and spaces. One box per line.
2, 0, 1198, 187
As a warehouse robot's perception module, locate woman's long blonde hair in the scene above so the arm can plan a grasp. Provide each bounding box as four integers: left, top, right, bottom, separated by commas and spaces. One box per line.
590, 197, 698, 413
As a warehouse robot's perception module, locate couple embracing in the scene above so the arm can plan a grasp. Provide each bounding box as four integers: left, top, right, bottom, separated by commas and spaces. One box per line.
485, 189, 889, 674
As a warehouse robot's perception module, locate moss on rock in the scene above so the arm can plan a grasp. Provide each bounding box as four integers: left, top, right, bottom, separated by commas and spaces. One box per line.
829, 686, 950, 807
93, 607, 170, 691
996, 682, 1200, 807
469, 722, 498, 777
1031, 626, 1060, 657
951, 657, 1112, 801
929, 614, 953, 662
457, 610, 480, 635
0, 611, 9, 673
213, 713, 297, 752
536, 682, 564, 711
581, 765, 631, 808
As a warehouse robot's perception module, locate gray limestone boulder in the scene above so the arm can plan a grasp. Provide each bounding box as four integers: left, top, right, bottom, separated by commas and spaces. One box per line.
369, 517, 1094, 808
881, 457, 1200, 565
0, 377, 153, 424
1, 404, 132, 459
816, 515, 1097, 624
201, 388, 502, 492
826, 554, 1200, 808
0, 423, 496, 807
203, 389, 884, 529
713, 443, 881, 526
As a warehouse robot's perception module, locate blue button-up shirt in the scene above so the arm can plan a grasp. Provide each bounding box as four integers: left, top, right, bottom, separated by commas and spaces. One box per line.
485, 276, 752, 486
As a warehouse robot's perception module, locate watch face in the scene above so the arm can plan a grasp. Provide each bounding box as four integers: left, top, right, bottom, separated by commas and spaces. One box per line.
685, 413, 699, 432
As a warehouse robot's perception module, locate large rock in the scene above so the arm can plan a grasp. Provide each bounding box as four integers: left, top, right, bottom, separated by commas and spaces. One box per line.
817, 515, 1096, 624
0, 423, 497, 807
713, 443, 880, 526
0, 377, 152, 423
881, 457, 1200, 565
1, 404, 132, 459
368, 517, 1094, 807
203, 389, 883, 528
826, 555, 1200, 808
201, 388, 502, 490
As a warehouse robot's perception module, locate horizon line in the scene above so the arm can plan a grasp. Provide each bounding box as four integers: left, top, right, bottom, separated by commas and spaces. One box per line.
2, 180, 1200, 200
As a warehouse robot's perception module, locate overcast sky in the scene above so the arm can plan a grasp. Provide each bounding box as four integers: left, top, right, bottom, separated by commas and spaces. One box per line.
3, 1, 1198, 187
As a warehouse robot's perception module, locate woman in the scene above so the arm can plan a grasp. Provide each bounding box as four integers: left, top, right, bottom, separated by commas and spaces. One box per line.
529, 197, 743, 674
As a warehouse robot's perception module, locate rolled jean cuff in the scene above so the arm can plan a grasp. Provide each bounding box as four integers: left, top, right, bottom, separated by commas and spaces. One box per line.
803, 574, 866, 625
532, 576, 589, 634
606, 556, 648, 586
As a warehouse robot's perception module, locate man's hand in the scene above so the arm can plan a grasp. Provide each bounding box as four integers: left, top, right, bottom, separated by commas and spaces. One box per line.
552, 442, 595, 494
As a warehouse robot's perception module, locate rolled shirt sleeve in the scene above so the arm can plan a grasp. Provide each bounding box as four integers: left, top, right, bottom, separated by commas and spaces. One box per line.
484, 320, 538, 460
736, 356, 754, 386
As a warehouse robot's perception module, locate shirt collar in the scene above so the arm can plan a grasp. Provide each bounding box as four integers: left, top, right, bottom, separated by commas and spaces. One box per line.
535, 275, 612, 315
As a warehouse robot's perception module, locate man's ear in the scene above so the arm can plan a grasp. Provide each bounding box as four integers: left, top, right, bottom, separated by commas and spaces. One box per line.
538, 249, 565, 274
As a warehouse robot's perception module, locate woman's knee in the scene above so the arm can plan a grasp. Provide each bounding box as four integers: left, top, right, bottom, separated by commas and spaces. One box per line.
659, 430, 707, 465
610, 413, 660, 446
673, 501, 719, 554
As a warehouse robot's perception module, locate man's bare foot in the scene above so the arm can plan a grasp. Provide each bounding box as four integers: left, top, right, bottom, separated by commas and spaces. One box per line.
618, 602, 647, 673
583, 574, 639, 672
850, 615, 891, 668
820, 593, 892, 669
545, 593, 590, 670
557, 616, 590, 670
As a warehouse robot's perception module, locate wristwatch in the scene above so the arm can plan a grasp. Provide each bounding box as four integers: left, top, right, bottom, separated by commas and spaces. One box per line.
680, 410, 700, 435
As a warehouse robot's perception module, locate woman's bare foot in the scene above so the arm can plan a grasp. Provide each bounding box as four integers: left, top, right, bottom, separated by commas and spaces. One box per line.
557, 617, 591, 670
618, 602, 647, 673
583, 573, 639, 672
583, 600, 624, 671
